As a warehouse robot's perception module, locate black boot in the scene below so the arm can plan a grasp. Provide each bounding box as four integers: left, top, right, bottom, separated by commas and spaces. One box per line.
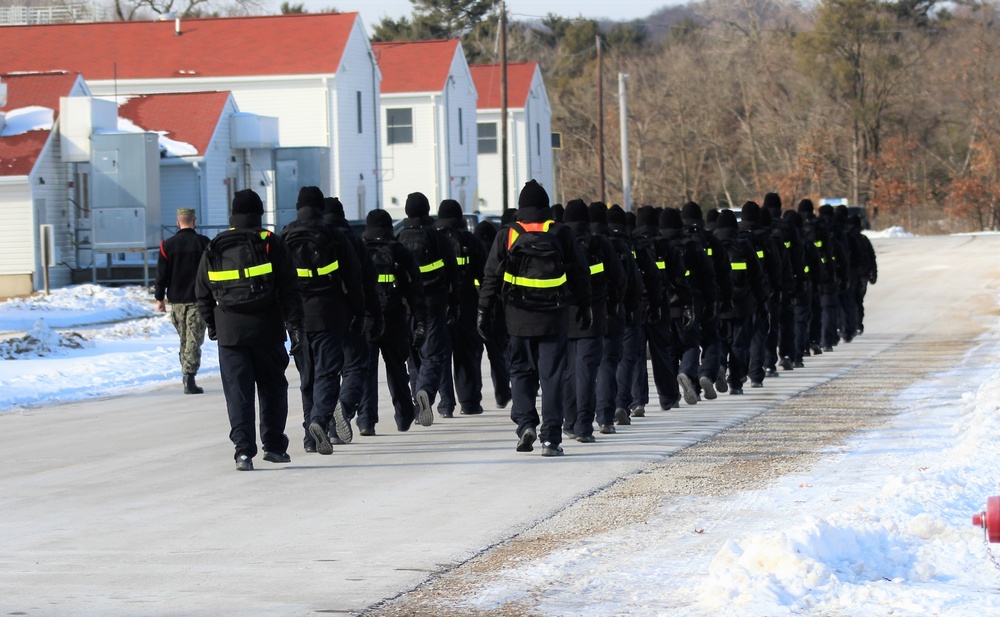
183, 373, 204, 395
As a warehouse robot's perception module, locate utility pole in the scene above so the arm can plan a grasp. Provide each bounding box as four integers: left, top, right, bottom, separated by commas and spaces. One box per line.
596, 35, 605, 203
619, 72, 631, 212
500, 1, 509, 210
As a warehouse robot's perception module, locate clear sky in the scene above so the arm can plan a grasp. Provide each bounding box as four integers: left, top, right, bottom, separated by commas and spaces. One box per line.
290, 0, 683, 31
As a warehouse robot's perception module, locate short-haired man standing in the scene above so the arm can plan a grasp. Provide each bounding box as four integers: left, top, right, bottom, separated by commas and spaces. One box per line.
155, 208, 211, 394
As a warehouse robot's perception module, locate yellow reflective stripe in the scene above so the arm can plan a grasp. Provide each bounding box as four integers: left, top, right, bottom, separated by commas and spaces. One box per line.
377, 274, 396, 283
317, 260, 339, 276
503, 271, 567, 289
211, 262, 273, 281
474, 278, 480, 287
245, 263, 272, 278
814, 241, 823, 248
756, 250, 764, 259
456, 256, 470, 266
655, 260, 666, 270
208, 269, 239, 282
706, 248, 713, 256
804, 266, 810, 273
821, 257, 827, 264
685, 270, 691, 277
296, 268, 313, 278
419, 259, 444, 273
631, 251, 637, 258
589, 262, 605, 275
784, 241, 791, 249
730, 262, 747, 270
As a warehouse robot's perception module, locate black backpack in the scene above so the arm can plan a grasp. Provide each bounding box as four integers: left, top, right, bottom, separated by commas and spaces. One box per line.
438, 226, 474, 291
575, 230, 607, 301
397, 225, 447, 294
503, 221, 568, 312
366, 238, 398, 312
719, 235, 751, 304
280, 220, 343, 297
204, 228, 276, 313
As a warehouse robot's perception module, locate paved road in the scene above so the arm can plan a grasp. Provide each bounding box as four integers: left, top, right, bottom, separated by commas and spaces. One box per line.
1, 234, 997, 617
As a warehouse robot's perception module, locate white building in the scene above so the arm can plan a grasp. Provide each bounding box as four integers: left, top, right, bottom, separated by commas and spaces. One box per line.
0, 13, 382, 220
373, 40, 478, 220
0, 72, 89, 296
469, 62, 553, 215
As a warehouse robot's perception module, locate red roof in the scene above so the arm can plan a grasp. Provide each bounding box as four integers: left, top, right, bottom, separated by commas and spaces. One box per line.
469, 62, 537, 110
0, 13, 358, 81
118, 91, 231, 156
372, 40, 459, 94
0, 72, 80, 176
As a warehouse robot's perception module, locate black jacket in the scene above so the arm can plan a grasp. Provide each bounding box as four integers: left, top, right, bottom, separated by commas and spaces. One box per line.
565, 220, 626, 338
326, 213, 381, 330
714, 226, 766, 318
399, 216, 460, 311
435, 217, 488, 308
195, 214, 303, 347
478, 207, 591, 338
155, 227, 209, 304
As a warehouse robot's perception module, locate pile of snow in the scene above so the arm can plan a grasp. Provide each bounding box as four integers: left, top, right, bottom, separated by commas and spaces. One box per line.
460, 305, 1000, 616
0, 105, 53, 136
0, 319, 88, 359
865, 226, 914, 238
0, 284, 156, 332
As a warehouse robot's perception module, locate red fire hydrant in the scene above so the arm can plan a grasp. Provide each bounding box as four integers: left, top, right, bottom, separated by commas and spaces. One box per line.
973, 496, 1000, 543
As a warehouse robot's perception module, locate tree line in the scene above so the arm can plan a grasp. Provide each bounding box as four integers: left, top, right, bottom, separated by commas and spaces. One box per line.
75, 0, 1000, 232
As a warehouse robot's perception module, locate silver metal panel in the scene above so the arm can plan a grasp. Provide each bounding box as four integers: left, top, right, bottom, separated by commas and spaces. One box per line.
90, 132, 162, 249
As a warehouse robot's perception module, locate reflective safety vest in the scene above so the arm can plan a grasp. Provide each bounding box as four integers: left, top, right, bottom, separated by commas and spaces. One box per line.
503, 221, 568, 289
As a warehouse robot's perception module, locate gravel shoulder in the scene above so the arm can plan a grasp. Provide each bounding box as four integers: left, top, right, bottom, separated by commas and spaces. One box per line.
362, 288, 996, 617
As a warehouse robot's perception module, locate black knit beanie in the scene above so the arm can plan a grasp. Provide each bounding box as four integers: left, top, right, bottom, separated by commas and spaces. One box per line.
518, 179, 549, 210
366, 208, 393, 231
564, 199, 589, 223
797, 199, 815, 215
297, 186, 324, 210
405, 192, 431, 218
680, 201, 703, 222
715, 209, 738, 229
552, 203, 564, 222
323, 197, 345, 219
762, 192, 782, 214
607, 204, 627, 226
741, 201, 761, 223
818, 204, 834, 218
232, 189, 264, 216
438, 199, 463, 220
660, 207, 683, 230
500, 208, 517, 226
636, 205, 658, 228
760, 207, 772, 226
783, 209, 803, 229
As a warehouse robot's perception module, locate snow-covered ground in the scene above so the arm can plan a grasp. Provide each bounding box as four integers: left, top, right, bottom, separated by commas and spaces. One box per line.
0, 284, 218, 410
3, 234, 1000, 615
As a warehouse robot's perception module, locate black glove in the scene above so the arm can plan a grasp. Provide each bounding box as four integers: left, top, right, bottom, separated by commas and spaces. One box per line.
447, 304, 461, 325
369, 314, 385, 340
869, 271, 877, 285
287, 327, 303, 356
682, 306, 696, 330
476, 309, 491, 341
412, 321, 426, 348
207, 325, 218, 341
647, 304, 661, 325
349, 314, 365, 336
576, 306, 593, 331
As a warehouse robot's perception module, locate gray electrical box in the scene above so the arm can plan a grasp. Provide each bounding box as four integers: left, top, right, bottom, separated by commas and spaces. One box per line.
274, 147, 331, 231
90, 132, 161, 249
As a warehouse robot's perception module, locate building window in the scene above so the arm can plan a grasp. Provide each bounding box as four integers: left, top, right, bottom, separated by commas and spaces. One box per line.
357, 91, 363, 134
536, 123, 541, 156
386, 108, 413, 145
478, 122, 497, 154
458, 108, 463, 145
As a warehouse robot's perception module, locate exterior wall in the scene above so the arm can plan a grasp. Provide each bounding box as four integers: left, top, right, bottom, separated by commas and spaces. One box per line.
443, 48, 478, 214
524, 74, 553, 200
380, 94, 439, 221
30, 133, 72, 290
333, 19, 381, 219
0, 179, 34, 296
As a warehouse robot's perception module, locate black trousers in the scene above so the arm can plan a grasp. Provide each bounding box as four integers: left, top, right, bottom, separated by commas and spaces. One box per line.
615, 323, 647, 411
793, 299, 812, 363
595, 333, 623, 426
820, 289, 841, 348
508, 332, 567, 446
854, 278, 869, 332
409, 304, 448, 403
648, 319, 682, 409
839, 286, 858, 342
484, 323, 511, 405
748, 310, 769, 384
360, 308, 415, 432
292, 329, 344, 446
777, 299, 796, 361
438, 301, 484, 413
219, 343, 290, 460
337, 330, 369, 420
563, 336, 604, 438
721, 314, 752, 388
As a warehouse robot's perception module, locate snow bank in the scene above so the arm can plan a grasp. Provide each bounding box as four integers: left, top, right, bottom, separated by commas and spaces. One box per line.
0, 284, 156, 332
865, 226, 914, 239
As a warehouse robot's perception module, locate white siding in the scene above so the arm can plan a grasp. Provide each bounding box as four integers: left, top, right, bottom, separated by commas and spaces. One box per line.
443, 47, 478, 213
160, 165, 201, 232
0, 180, 33, 281
333, 19, 381, 219
31, 133, 73, 289
380, 95, 439, 221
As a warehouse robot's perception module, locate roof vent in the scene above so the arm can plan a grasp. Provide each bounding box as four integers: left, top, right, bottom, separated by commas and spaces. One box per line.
175, 16, 182, 35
